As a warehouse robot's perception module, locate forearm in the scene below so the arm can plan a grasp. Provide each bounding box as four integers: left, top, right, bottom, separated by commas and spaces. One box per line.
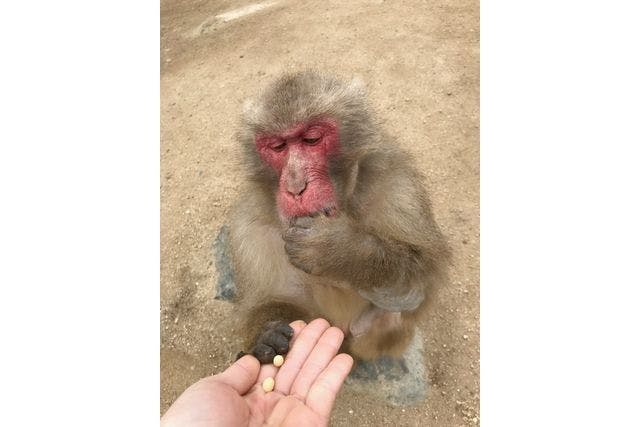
324, 228, 422, 290
283, 214, 427, 306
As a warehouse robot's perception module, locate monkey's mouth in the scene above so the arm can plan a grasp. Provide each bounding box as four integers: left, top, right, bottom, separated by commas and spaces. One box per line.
277, 180, 338, 218
278, 191, 339, 218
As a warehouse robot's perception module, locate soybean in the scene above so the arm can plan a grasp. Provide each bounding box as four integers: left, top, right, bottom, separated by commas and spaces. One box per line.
273, 355, 284, 367
262, 377, 275, 392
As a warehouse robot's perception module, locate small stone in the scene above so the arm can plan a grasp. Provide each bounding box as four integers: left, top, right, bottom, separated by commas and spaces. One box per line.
273, 355, 284, 367
262, 377, 275, 392
348, 409, 354, 415
463, 335, 469, 340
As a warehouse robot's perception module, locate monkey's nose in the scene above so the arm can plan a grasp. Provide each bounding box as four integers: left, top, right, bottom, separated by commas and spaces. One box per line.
287, 180, 307, 197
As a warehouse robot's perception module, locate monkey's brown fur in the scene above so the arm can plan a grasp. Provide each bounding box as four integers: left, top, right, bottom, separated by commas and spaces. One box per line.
228, 71, 450, 360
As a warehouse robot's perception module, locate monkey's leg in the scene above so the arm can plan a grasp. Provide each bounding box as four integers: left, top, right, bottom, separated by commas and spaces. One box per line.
347, 305, 420, 360
239, 301, 311, 364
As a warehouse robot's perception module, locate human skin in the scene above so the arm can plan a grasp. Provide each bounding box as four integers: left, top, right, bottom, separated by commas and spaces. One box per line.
161, 319, 354, 427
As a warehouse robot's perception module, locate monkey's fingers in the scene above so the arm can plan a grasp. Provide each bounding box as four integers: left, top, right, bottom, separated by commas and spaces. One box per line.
272, 322, 295, 339
283, 227, 311, 243
256, 320, 306, 385
251, 320, 295, 364
252, 343, 277, 364
290, 216, 315, 229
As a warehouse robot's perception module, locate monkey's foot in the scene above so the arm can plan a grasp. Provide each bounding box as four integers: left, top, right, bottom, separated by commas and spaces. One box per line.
249, 320, 294, 364
345, 331, 427, 406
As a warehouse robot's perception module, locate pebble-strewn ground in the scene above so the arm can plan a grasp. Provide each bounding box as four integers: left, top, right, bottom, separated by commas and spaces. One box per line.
161, 1, 479, 425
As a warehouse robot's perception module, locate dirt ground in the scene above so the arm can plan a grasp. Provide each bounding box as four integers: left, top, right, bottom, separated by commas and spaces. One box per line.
160, 0, 479, 425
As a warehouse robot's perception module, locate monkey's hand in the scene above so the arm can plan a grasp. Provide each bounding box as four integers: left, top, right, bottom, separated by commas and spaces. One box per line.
244, 320, 294, 364
284, 214, 428, 311
283, 213, 354, 276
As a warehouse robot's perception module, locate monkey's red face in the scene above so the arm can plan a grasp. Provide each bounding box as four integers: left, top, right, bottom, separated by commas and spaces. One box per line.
255, 119, 340, 218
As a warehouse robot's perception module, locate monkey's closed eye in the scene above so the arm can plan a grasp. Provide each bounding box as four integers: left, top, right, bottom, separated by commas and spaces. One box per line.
302, 137, 320, 145
271, 142, 287, 151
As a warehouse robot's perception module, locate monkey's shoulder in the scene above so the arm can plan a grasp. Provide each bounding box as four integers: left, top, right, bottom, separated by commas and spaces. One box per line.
352, 150, 442, 248
355, 149, 428, 206
229, 183, 280, 227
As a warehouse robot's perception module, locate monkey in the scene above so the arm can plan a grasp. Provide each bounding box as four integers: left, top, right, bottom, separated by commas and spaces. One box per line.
227, 71, 450, 364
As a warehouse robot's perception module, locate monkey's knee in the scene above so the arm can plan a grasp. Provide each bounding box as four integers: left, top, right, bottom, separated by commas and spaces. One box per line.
348, 321, 416, 360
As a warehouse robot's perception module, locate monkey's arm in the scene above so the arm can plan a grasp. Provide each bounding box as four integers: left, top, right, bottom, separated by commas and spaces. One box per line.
284, 214, 442, 311
284, 160, 449, 310
283, 211, 429, 346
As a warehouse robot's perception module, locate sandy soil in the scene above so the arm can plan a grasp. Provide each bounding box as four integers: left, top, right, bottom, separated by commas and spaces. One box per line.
160, 0, 479, 425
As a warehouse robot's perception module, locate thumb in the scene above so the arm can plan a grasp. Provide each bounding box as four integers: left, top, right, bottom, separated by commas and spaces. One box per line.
213, 354, 260, 395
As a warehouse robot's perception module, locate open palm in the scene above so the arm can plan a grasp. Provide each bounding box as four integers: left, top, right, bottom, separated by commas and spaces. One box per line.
161, 319, 353, 427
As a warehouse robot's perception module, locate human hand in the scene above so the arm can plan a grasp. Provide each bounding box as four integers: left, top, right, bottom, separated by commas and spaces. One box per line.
161, 319, 353, 427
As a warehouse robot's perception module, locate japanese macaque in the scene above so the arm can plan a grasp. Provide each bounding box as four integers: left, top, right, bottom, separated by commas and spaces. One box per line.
228, 71, 450, 363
